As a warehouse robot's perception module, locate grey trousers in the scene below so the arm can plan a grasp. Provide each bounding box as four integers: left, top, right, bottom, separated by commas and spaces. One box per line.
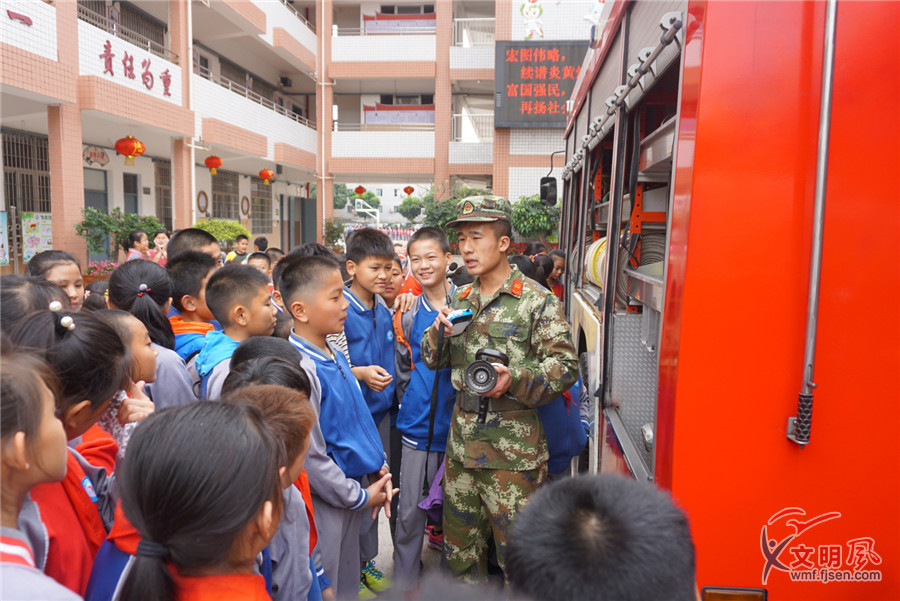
310, 493, 363, 600
359, 413, 391, 563
392, 444, 443, 592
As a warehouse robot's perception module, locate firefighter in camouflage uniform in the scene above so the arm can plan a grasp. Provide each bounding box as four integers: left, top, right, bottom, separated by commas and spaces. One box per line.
421, 195, 578, 582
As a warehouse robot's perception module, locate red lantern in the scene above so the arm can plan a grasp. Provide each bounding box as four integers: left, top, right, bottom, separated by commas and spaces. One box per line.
114, 135, 145, 165
354, 185, 366, 196
259, 168, 274, 185
205, 155, 222, 175
403, 185, 415, 196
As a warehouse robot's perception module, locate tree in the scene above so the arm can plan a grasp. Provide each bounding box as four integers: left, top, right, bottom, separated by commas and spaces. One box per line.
422, 185, 492, 242
311, 183, 352, 210
74, 207, 164, 258
397, 196, 423, 223
511, 194, 561, 242
357, 190, 380, 210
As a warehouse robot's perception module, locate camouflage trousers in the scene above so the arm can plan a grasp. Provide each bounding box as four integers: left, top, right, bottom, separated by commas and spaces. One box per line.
442, 457, 547, 582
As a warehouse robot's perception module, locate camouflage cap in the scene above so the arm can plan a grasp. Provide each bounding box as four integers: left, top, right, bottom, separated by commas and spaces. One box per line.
445, 195, 512, 227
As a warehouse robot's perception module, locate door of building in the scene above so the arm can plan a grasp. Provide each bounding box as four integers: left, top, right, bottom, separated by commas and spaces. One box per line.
84, 168, 109, 260
300, 197, 316, 243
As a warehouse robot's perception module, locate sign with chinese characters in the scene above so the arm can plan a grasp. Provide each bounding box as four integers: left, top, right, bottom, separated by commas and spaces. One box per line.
20, 212, 52, 262
494, 40, 588, 128
83, 145, 110, 166
77, 20, 181, 105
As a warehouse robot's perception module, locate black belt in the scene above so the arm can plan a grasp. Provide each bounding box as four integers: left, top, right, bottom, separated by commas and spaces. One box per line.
457, 392, 526, 413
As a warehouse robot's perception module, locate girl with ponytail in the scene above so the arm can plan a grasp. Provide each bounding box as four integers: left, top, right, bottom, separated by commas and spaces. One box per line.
118, 401, 284, 601
108, 261, 196, 408
9, 310, 153, 595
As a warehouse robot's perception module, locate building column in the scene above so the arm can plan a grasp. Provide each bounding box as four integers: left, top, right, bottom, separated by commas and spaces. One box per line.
492, 0, 513, 199
493, 128, 510, 198
172, 138, 194, 229
316, 0, 334, 243
170, 0, 194, 229
434, 1, 452, 201
47, 105, 86, 262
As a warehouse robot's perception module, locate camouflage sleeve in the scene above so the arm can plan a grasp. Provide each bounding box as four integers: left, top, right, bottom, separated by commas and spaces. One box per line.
421, 318, 451, 370
508, 294, 578, 407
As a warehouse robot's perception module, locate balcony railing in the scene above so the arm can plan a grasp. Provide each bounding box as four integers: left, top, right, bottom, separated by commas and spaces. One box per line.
275, 0, 316, 33
451, 114, 494, 141
77, 4, 178, 63
452, 18, 495, 47
194, 63, 316, 128
333, 123, 435, 132
333, 25, 436, 36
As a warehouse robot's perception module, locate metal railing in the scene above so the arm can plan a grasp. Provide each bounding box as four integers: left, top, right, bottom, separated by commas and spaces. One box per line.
77, 4, 179, 63
451, 114, 494, 141
452, 18, 495, 47
193, 63, 316, 129
333, 25, 436, 36
275, 0, 316, 33
333, 123, 435, 132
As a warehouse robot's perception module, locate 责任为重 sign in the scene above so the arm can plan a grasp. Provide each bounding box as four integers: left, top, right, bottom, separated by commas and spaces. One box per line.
494, 41, 588, 128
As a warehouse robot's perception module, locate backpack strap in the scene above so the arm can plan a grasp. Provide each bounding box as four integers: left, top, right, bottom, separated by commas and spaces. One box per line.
393, 309, 414, 372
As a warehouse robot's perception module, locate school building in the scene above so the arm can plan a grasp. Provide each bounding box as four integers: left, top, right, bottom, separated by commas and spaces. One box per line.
1, 0, 592, 271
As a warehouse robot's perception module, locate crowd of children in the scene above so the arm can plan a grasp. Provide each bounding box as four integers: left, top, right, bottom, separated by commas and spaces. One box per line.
0, 223, 596, 601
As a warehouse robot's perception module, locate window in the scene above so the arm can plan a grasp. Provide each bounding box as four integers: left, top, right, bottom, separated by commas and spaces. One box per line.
154, 159, 173, 230
250, 176, 273, 233
394, 189, 399, 197
376, 188, 383, 196
212, 170, 240, 220
2, 130, 51, 214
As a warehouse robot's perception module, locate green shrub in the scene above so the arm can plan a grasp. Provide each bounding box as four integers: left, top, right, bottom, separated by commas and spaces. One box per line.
74, 207, 164, 258
193, 220, 251, 251
511, 194, 560, 242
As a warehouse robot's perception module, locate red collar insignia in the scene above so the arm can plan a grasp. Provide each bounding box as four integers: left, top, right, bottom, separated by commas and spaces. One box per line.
511, 280, 523, 297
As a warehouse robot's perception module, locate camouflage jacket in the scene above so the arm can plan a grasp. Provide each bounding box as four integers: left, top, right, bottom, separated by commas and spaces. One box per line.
421, 266, 578, 470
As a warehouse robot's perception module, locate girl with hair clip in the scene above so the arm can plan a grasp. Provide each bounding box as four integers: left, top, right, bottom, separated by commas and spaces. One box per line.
88, 365, 318, 601
116, 401, 285, 601
0, 351, 80, 600
25, 250, 85, 311
108, 261, 196, 409
8, 309, 154, 596
0, 275, 69, 334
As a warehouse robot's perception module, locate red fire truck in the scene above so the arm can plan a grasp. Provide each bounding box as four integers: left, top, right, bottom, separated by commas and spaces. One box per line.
552, 1, 898, 599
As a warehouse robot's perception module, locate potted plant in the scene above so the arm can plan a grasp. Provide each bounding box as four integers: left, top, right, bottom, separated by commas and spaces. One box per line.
83, 260, 119, 283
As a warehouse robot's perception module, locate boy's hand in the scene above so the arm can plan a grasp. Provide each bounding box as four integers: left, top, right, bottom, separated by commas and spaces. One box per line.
119, 381, 155, 424
321, 587, 336, 601
434, 306, 454, 337
393, 293, 417, 313
355, 365, 393, 392
363, 472, 396, 519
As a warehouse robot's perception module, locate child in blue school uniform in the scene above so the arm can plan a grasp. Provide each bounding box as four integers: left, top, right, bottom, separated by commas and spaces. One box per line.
165, 251, 219, 361
341, 229, 398, 592
390, 227, 458, 594
279, 254, 396, 600
193, 265, 277, 400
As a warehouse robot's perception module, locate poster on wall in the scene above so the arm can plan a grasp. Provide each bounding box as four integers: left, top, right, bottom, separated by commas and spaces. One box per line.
21, 212, 52, 262
494, 40, 589, 128
0, 212, 9, 266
